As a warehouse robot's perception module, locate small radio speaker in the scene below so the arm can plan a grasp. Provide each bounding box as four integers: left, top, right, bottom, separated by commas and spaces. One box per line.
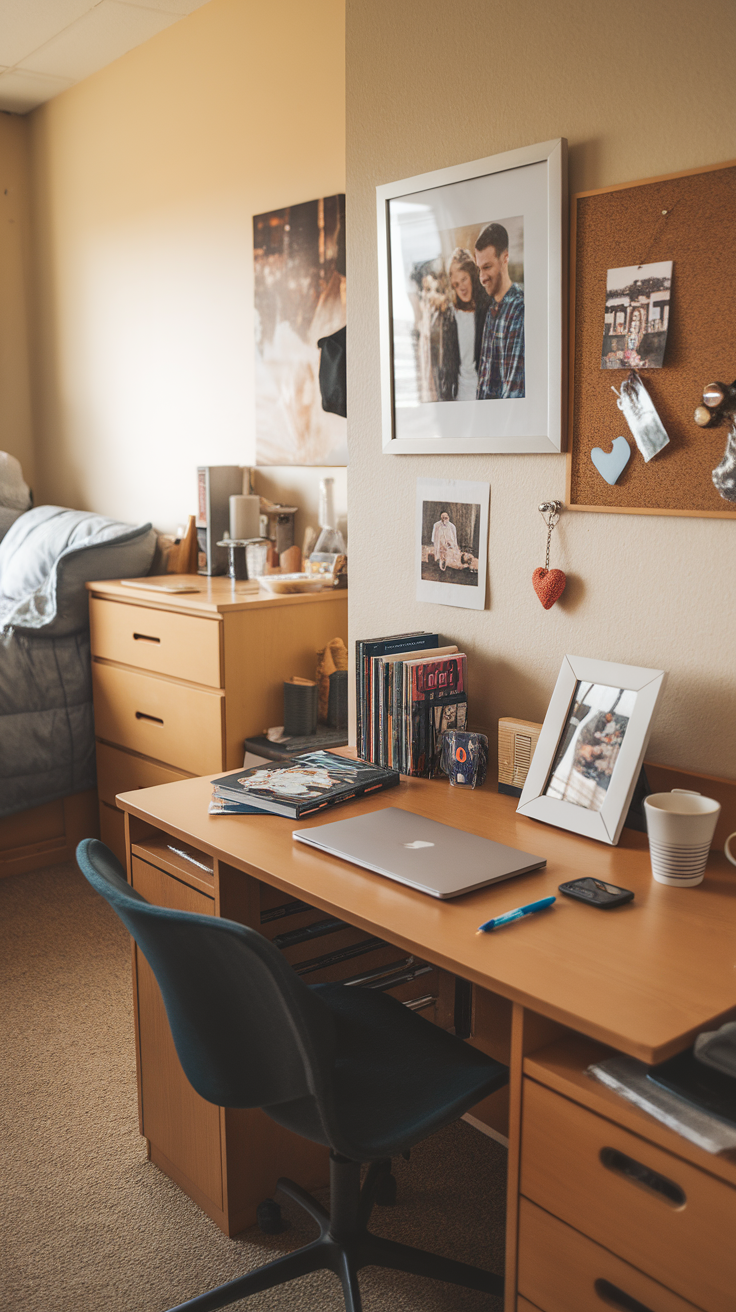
498, 717, 542, 796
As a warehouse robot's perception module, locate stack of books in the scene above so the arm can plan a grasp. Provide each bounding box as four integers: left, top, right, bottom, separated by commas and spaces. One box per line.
210, 750, 400, 817
355, 632, 468, 776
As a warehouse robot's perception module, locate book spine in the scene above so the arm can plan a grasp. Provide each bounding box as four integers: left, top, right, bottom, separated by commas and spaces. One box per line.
355, 640, 364, 759
392, 660, 402, 774
295, 770, 400, 817
371, 656, 381, 763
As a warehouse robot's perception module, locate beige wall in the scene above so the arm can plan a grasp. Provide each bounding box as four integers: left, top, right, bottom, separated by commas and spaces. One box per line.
28, 0, 346, 542
0, 114, 35, 491
346, 0, 736, 777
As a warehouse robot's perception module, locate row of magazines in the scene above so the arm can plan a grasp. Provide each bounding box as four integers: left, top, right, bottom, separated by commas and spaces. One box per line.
355, 631, 467, 777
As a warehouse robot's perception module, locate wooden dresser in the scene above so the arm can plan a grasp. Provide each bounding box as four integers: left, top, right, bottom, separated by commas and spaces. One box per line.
86, 576, 347, 863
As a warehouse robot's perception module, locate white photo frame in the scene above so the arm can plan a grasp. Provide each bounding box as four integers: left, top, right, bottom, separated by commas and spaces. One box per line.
517, 655, 666, 845
377, 138, 567, 455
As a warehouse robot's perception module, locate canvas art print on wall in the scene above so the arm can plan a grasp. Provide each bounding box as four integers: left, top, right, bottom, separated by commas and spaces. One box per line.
254, 194, 347, 466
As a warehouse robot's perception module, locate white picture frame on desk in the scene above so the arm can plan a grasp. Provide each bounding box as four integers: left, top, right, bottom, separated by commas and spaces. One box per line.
518, 654, 666, 845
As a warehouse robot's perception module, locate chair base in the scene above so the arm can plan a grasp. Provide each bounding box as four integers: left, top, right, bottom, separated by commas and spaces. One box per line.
167, 1152, 504, 1312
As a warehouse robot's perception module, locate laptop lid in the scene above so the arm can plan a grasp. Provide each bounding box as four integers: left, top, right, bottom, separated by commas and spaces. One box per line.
292, 806, 546, 899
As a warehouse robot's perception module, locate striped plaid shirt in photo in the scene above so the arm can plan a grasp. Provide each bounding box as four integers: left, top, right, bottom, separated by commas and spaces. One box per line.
476, 283, 525, 399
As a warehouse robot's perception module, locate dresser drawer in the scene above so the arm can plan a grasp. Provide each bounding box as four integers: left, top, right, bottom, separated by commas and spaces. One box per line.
90, 597, 222, 687
518, 1197, 701, 1312
521, 1078, 736, 1312
92, 663, 224, 776
96, 741, 192, 806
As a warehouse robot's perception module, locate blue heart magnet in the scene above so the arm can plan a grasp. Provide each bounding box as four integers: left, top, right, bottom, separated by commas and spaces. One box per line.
591, 435, 631, 486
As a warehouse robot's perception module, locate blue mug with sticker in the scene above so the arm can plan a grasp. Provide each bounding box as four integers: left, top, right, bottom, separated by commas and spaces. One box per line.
440, 731, 488, 788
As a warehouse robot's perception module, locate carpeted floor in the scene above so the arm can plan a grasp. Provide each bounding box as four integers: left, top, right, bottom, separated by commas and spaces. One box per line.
1, 860, 506, 1312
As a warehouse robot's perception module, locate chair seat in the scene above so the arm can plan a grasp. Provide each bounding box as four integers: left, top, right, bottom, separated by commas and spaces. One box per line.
310, 983, 507, 1160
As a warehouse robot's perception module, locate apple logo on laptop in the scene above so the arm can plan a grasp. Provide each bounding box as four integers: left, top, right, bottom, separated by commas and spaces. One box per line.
402, 840, 435, 849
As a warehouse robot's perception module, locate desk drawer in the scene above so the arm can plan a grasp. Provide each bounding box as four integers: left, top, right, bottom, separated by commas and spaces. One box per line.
90, 597, 221, 687
521, 1078, 736, 1311
96, 741, 192, 806
93, 663, 224, 775
131, 856, 222, 1209
518, 1197, 701, 1312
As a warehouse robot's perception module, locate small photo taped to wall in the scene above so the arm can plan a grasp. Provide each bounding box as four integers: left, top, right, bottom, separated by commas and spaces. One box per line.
415, 478, 489, 610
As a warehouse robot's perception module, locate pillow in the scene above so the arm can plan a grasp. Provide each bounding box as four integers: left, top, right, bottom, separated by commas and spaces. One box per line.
0, 506, 156, 636
0, 452, 32, 512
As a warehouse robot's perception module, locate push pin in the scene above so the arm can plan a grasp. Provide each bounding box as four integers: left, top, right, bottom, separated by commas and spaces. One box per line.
694, 377, 736, 502
694, 380, 736, 428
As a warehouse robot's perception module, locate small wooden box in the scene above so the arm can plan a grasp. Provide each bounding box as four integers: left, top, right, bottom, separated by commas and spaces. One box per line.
498, 717, 542, 796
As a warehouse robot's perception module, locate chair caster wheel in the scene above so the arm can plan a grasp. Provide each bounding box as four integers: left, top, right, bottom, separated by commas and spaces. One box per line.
257, 1198, 288, 1233
375, 1172, 397, 1206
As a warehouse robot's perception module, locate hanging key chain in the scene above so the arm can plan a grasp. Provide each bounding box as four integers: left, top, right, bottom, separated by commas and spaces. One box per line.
532, 501, 567, 610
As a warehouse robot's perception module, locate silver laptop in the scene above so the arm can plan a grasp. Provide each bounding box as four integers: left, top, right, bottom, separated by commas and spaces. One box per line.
292, 807, 546, 899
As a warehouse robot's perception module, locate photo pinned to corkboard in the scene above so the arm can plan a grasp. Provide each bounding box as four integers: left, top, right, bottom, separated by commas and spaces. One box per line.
567, 157, 736, 518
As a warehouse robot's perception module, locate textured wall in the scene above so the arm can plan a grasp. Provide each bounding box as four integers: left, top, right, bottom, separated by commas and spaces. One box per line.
0, 115, 34, 491
346, 0, 736, 777
27, 0, 346, 538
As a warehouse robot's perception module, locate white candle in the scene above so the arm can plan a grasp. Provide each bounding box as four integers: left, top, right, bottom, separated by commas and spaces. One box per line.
229, 495, 260, 540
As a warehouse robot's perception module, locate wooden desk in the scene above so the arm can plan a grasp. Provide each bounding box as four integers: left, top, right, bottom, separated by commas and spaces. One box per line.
117, 772, 736, 1312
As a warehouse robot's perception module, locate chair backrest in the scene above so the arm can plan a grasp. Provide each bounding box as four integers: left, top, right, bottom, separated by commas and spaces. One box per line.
76, 839, 336, 1111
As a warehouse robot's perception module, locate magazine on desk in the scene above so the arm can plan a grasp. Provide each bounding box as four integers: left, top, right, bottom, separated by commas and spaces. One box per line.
211, 752, 400, 819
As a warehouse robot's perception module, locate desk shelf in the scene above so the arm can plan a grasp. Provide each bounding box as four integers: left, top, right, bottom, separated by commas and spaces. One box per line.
520, 1035, 736, 1312
524, 1034, 736, 1191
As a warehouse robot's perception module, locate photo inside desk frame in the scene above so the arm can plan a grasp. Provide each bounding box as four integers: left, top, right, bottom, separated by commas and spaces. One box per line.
567, 157, 736, 518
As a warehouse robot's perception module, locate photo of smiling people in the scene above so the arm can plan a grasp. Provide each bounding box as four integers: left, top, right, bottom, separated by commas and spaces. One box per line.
398, 216, 524, 407
544, 682, 637, 812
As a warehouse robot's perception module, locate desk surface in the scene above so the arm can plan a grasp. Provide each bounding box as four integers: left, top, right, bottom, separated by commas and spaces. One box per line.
118, 772, 736, 1065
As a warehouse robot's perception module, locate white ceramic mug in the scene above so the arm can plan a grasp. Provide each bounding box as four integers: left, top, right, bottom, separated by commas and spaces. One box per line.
643, 789, 721, 887
725, 832, 736, 867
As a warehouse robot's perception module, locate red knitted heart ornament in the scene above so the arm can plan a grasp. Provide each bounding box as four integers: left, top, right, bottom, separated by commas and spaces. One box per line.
532, 566, 567, 609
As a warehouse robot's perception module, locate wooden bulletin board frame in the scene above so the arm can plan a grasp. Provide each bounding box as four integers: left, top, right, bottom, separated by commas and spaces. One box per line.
566, 158, 736, 518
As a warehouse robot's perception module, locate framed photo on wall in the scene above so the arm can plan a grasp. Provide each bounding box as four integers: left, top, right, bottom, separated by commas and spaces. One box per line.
377, 138, 567, 455
517, 654, 666, 845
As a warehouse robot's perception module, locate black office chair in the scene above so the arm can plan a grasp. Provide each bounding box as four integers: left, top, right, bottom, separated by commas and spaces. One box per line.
76, 839, 508, 1312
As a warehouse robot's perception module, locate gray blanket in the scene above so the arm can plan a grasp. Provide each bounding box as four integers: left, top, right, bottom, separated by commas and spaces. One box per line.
0, 506, 155, 818
0, 629, 96, 816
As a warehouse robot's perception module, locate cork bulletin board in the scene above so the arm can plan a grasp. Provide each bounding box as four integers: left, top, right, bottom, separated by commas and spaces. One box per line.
567, 158, 736, 518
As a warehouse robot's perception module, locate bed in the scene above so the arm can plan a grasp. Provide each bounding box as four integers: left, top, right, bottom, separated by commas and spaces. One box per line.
0, 471, 155, 870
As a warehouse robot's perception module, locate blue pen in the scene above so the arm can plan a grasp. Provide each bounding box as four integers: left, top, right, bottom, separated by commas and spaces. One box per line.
476, 895, 556, 934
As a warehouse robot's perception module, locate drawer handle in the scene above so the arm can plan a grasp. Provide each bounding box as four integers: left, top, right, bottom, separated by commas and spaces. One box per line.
133, 632, 161, 643
135, 711, 164, 725
594, 1278, 654, 1312
599, 1147, 686, 1207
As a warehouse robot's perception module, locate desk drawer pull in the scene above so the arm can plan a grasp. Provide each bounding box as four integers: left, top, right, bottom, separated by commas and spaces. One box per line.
132, 632, 161, 643
599, 1147, 686, 1207
594, 1277, 654, 1312
135, 711, 164, 725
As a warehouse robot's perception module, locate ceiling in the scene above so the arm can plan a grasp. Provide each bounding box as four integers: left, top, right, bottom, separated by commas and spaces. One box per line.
0, 0, 212, 114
